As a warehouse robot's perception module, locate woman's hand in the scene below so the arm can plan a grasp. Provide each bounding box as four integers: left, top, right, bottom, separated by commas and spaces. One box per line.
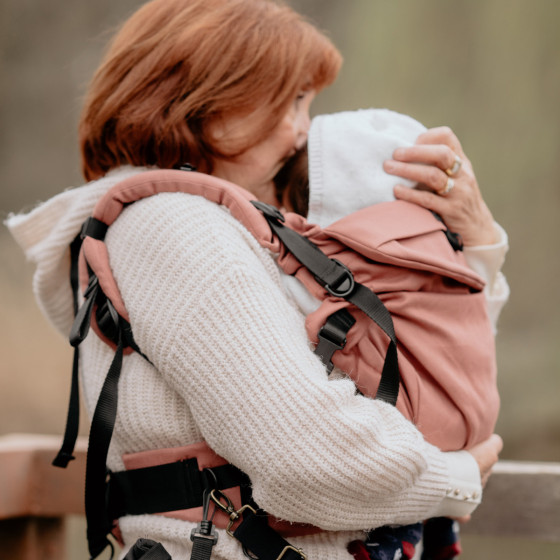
383, 126, 497, 246
468, 433, 503, 488
452, 433, 503, 523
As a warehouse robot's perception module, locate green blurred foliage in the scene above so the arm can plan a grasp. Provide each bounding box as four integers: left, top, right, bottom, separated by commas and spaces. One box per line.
1, 1, 559, 556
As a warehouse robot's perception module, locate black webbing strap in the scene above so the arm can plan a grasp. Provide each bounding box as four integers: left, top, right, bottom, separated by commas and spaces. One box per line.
346, 284, 399, 404
123, 538, 172, 560
53, 220, 109, 468
190, 534, 216, 560
252, 202, 354, 297
52, 233, 86, 468
252, 201, 399, 406
233, 509, 306, 560
315, 308, 356, 374
107, 460, 250, 519
52, 216, 149, 557
85, 303, 125, 559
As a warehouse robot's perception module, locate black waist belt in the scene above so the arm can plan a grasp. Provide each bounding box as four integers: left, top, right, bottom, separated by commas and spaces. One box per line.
108, 459, 307, 560
107, 458, 251, 520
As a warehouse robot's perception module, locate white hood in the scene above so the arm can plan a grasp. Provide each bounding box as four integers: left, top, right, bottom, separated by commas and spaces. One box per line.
5, 167, 147, 336
307, 108, 426, 228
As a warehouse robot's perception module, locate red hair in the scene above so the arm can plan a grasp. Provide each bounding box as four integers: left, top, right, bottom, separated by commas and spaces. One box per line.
79, 0, 342, 180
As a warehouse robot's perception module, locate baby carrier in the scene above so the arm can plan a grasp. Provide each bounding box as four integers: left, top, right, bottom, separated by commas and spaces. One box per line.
51, 168, 497, 559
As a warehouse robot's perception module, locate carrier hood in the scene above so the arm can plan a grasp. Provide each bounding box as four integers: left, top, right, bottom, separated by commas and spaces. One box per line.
307, 108, 427, 228
5, 167, 147, 336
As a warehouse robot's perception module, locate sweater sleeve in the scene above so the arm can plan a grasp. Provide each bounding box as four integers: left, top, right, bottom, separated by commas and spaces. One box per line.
463, 222, 510, 333
106, 192, 479, 530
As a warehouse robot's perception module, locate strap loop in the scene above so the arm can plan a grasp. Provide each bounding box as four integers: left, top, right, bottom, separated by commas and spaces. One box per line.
82, 217, 109, 241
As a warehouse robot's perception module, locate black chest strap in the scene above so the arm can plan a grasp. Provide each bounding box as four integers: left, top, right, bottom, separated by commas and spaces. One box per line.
252, 200, 400, 406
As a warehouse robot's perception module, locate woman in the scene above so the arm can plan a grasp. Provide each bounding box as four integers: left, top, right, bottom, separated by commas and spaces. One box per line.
6, 1, 502, 559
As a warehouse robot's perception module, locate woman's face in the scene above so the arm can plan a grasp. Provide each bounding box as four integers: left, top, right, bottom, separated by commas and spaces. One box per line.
211, 90, 315, 205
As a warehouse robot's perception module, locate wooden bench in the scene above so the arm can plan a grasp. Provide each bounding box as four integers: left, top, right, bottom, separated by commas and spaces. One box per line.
1, 434, 559, 559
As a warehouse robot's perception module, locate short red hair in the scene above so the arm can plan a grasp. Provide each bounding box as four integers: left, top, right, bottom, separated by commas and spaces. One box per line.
79, 0, 342, 180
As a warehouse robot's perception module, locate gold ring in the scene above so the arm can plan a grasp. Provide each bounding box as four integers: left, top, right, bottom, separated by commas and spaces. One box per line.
442, 177, 455, 195
445, 154, 462, 176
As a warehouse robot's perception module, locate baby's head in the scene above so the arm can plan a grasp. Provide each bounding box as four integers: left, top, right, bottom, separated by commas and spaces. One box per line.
275, 109, 426, 226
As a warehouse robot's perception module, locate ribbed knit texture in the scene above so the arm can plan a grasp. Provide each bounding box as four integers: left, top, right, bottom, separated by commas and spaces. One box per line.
307, 109, 426, 228
6, 168, 477, 560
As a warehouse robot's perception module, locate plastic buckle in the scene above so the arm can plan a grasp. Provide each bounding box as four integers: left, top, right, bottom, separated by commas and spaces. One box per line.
315, 329, 345, 375
323, 260, 355, 298
277, 545, 307, 560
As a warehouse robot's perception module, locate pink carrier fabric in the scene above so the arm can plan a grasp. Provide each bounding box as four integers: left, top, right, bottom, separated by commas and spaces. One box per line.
278, 206, 498, 450
82, 169, 498, 452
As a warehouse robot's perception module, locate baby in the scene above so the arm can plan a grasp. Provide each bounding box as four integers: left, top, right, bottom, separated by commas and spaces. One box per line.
274, 108, 509, 560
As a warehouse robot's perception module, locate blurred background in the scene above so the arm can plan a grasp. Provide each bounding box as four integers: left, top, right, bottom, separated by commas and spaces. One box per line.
1, 0, 559, 558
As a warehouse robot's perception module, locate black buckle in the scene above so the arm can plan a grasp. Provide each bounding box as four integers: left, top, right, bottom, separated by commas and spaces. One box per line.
315, 309, 355, 374
315, 332, 344, 375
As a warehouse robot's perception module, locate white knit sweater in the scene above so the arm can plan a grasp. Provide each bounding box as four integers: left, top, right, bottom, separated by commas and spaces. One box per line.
7, 167, 483, 560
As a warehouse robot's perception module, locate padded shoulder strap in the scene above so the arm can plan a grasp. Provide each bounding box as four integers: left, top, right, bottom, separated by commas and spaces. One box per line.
82, 169, 282, 321
92, 169, 276, 241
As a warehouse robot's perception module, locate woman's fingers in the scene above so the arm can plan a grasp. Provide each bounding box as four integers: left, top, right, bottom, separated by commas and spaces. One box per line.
467, 434, 504, 488
383, 159, 452, 195
415, 126, 464, 155
392, 144, 461, 177
393, 183, 497, 246
385, 125, 498, 246
392, 183, 448, 214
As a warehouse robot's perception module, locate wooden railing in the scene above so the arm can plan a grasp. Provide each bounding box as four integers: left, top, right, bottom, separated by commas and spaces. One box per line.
1, 434, 559, 559
0, 434, 87, 560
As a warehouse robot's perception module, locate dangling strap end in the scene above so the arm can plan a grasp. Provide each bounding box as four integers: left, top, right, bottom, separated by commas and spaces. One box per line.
88, 532, 115, 560
69, 275, 100, 347
52, 451, 76, 468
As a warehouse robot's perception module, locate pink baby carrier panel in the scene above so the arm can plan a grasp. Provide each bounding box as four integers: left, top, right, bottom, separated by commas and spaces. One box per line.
280, 203, 498, 450
81, 169, 498, 453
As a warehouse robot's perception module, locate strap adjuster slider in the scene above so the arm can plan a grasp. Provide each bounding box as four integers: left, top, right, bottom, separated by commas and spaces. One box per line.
277, 545, 307, 560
